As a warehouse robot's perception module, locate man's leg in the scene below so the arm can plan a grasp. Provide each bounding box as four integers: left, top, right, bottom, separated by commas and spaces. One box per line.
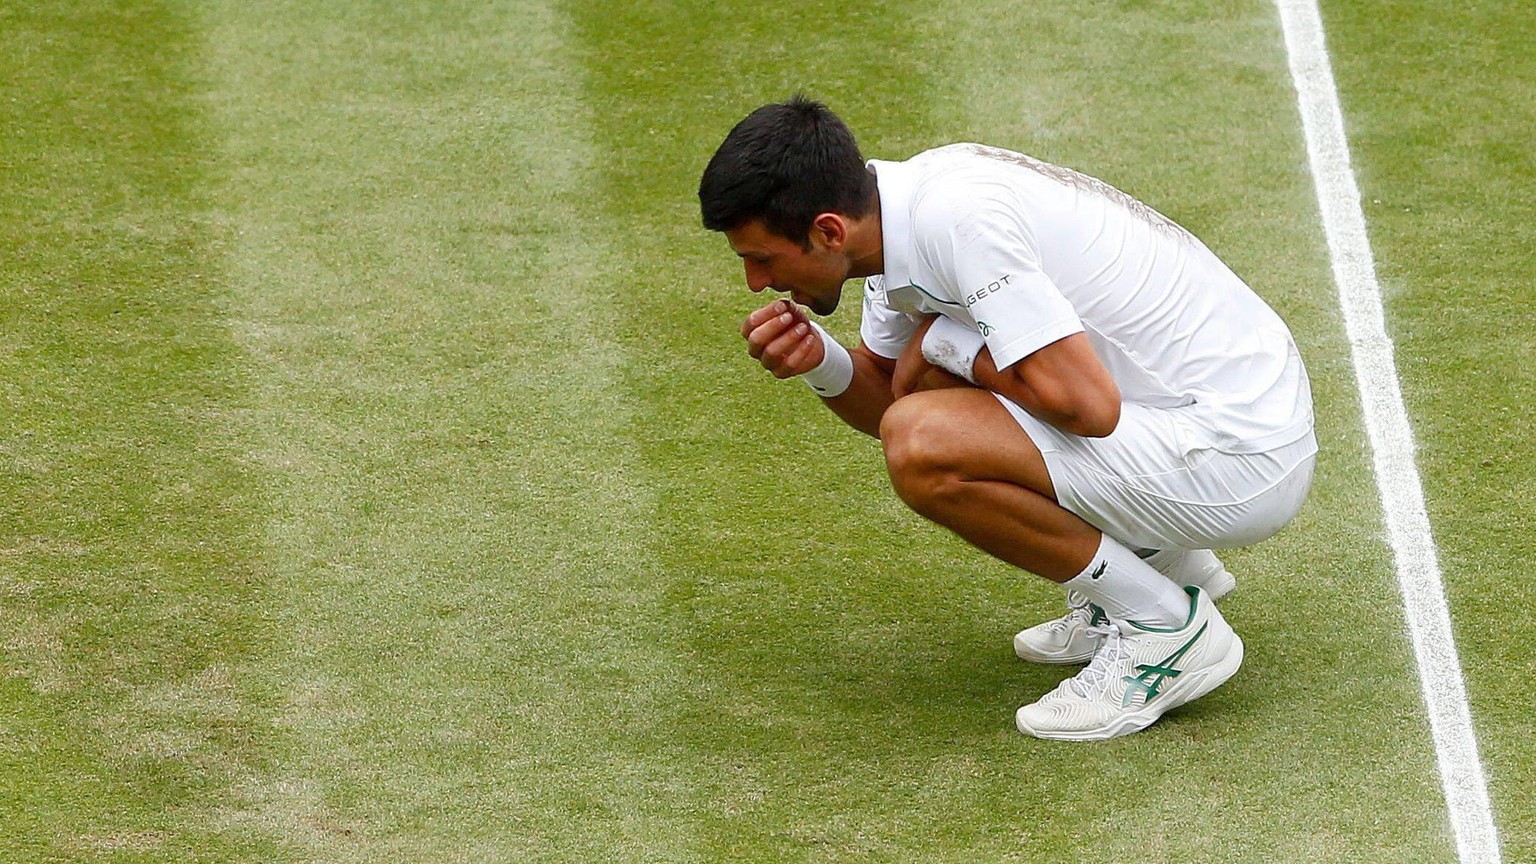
1143, 548, 1237, 600
878, 388, 1185, 623
879, 385, 1084, 570
1015, 547, 1237, 665
878, 388, 1244, 740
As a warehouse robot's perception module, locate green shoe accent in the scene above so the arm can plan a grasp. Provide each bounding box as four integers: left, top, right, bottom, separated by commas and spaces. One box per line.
1120, 621, 1209, 707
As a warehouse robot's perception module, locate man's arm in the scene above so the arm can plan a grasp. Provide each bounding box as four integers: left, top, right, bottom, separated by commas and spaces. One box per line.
892, 317, 1120, 438
975, 333, 1121, 437
742, 299, 898, 438
826, 345, 898, 437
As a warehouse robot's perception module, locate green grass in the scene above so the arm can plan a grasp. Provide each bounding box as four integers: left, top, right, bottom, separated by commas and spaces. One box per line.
0, 1, 281, 859
1327, 0, 1536, 855
0, 0, 1529, 861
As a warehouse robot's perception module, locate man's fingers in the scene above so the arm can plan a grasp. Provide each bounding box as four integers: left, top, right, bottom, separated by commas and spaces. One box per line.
740, 298, 801, 338
781, 328, 824, 375
761, 322, 813, 376
745, 308, 802, 358
740, 304, 775, 339
740, 299, 821, 377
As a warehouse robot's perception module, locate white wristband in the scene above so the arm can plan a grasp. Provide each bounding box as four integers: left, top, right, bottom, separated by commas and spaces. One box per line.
800, 321, 855, 398
920, 316, 985, 384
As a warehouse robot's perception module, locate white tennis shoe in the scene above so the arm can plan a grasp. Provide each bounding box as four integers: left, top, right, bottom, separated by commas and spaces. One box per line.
1014, 586, 1243, 741
1011, 591, 1107, 664
1012, 549, 1236, 665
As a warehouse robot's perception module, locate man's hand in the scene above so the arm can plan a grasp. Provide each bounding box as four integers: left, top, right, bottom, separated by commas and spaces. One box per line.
892, 316, 972, 397
742, 299, 824, 378
738, 298, 902, 438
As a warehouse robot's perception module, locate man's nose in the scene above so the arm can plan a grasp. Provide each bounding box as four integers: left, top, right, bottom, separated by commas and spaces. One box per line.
744, 263, 773, 293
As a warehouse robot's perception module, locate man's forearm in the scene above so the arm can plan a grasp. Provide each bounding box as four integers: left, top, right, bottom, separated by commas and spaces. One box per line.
819, 345, 897, 438
971, 341, 1121, 438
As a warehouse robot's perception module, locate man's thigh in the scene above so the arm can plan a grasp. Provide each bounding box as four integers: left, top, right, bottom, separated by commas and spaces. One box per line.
881, 387, 1059, 499
992, 395, 1316, 550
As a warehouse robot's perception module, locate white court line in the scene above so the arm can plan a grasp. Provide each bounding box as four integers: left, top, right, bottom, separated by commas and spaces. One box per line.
1274, 1, 1502, 861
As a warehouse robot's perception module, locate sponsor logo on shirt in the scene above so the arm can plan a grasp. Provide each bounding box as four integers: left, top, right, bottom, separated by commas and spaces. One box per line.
965, 274, 1012, 307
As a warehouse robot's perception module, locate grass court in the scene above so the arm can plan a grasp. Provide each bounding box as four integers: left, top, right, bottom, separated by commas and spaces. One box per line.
2, 0, 1532, 860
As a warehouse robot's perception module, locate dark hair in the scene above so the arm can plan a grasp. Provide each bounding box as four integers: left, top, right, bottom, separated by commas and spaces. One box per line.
698, 96, 876, 243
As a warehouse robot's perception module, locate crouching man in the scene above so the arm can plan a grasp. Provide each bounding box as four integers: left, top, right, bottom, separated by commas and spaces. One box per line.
698, 96, 1316, 740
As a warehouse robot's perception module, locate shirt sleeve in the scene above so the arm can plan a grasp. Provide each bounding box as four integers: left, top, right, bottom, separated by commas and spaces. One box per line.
922, 188, 1083, 371
858, 275, 922, 359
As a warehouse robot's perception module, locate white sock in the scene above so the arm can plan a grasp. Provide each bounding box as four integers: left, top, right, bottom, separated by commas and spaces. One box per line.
1141, 547, 1233, 595
1066, 535, 1191, 628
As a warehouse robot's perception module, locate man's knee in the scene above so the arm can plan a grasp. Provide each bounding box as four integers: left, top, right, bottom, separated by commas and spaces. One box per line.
882, 389, 1057, 513
880, 393, 967, 511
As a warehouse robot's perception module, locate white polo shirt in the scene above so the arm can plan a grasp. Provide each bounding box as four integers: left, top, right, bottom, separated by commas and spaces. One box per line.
860, 143, 1313, 454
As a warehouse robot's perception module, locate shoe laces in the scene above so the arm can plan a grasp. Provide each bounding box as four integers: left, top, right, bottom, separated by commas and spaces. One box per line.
1065, 621, 1130, 698
1040, 596, 1093, 635
1059, 591, 1107, 630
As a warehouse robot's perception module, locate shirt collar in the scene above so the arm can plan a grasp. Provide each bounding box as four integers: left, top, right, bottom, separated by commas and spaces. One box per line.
869, 158, 915, 289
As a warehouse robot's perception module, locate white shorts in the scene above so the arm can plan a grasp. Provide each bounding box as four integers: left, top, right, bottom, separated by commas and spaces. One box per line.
995, 395, 1317, 551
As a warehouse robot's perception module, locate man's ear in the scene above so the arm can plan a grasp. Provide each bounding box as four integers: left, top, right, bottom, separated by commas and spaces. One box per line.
809, 212, 849, 251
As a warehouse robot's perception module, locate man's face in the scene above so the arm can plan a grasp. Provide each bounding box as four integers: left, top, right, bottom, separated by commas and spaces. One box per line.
723, 218, 848, 315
